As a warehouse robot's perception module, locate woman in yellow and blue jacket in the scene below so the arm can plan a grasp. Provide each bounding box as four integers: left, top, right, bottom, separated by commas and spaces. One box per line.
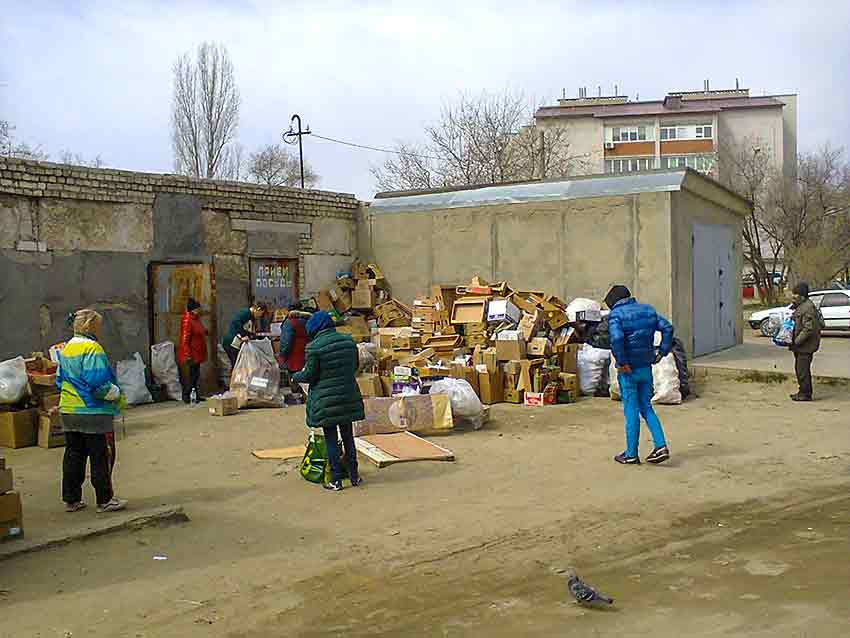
57, 309, 127, 513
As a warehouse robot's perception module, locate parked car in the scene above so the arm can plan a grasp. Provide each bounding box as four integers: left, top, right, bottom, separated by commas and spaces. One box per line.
749, 289, 850, 334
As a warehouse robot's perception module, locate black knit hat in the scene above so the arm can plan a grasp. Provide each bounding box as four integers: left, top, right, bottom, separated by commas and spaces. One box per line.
604, 285, 632, 309
792, 282, 810, 298
187, 298, 201, 312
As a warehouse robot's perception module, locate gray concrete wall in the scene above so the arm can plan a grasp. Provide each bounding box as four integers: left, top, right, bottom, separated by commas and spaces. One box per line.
670, 188, 745, 353
0, 157, 359, 365
360, 193, 674, 316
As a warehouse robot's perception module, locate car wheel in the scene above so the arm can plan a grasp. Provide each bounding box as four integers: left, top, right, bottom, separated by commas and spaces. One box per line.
758, 318, 773, 337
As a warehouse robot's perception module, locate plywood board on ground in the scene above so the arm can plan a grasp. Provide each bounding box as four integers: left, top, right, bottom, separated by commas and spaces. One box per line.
355, 432, 455, 468
251, 445, 305, 460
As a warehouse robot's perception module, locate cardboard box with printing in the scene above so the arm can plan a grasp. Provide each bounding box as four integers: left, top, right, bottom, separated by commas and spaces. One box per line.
487, 298, 521, 324
528, 337, 552, 357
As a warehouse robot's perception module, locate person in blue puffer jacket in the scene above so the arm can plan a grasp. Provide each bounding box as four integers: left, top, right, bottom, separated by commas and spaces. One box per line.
605, 285, 673, 465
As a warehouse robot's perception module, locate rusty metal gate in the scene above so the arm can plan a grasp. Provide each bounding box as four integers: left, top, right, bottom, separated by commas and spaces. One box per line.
250, 258, 299, 318
150, 262, 218, 393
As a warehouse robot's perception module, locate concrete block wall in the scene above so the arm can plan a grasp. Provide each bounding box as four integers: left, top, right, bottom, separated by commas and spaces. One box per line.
0, 157, 359, 362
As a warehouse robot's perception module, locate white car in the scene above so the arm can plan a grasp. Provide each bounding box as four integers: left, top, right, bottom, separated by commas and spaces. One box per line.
749, 289, 850, 334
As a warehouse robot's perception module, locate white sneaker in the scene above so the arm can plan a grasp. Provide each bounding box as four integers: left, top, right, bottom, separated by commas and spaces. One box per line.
96, 497, 128, 513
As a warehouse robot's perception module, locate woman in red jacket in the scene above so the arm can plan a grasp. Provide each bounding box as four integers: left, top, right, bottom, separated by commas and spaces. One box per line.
178, 298, 208, 403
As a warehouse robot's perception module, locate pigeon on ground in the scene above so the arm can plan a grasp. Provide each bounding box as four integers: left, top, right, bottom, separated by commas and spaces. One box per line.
557, 568, 614, 606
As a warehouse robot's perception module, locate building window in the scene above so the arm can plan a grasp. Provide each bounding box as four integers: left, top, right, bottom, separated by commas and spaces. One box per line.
661, 154, 715, 173
608, 125, 652, 142
696, 125, 713, 139
605, 157, 655, 173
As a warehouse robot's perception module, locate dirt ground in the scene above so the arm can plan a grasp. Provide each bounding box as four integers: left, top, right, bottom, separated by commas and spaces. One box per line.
2, 374, 849, 638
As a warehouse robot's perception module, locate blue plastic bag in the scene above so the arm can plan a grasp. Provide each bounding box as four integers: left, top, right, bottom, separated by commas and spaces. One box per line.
773, 318, 794, 347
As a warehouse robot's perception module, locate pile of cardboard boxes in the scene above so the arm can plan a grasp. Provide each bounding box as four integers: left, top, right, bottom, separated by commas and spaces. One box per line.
0, 352, 66, 450
0, 456, 23, 540
315, 267, 582, 408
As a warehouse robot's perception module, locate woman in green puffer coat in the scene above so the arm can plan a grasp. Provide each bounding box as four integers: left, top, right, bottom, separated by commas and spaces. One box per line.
293, 311, 365, 491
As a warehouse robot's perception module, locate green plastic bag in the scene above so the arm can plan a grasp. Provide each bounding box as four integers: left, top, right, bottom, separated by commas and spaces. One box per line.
300, 431, 349, 484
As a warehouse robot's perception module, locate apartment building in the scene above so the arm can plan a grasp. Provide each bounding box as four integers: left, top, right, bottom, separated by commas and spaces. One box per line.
535, 85, 797, 180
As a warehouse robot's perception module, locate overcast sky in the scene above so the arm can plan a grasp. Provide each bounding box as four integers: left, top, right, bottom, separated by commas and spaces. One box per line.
2, 1, 848, 200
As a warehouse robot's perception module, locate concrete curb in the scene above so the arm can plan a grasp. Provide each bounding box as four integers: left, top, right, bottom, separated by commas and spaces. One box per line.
0, 505, 188, 562
691, 365, 850, 387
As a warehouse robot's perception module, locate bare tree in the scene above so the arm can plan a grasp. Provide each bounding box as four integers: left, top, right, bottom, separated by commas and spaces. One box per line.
720, 138, 850, 298
247, 143, 318, 188
1, 120, 49, 161
772, 146, 850, 288
717, 136, 785, 304
60, 149, 104, 168
371, 90, 587, 192
171, 42, 241, 179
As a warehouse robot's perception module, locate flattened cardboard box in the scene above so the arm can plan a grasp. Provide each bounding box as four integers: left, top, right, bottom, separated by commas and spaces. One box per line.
354, 395, 454, 436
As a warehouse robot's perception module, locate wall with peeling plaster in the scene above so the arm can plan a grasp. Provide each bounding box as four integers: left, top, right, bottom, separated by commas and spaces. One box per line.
0, 158, 360, 364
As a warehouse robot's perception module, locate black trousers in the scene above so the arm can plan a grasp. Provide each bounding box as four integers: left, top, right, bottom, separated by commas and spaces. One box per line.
62, 431, 116, 506
182, 361, 201, 401
322, 423, 358, 483
225, 344, 240, 368
794, 352, 814, 398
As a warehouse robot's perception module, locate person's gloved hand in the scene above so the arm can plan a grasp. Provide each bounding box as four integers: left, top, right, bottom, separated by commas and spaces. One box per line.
104, 384, 121, 401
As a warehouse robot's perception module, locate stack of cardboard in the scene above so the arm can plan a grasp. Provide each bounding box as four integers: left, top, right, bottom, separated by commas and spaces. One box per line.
24, 353, 65, 448
310, 267, 589, 410
0, 457, 23, 540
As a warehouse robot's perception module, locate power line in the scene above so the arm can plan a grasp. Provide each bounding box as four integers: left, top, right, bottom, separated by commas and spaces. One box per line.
311, 132, 441, 161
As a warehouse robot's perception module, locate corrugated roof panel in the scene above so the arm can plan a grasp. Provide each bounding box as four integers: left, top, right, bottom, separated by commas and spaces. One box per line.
369, 170, 688, 214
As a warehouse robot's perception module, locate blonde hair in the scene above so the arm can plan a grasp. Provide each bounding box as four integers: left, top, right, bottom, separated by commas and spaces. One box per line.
72, 309, 103, 337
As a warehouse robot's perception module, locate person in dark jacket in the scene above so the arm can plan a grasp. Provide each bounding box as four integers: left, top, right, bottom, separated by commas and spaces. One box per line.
178, 298, 208, 403
293, 311, 365, 491
279, 304, 312, 373
789, 282, 823, 401
606, 285, 673, 465
222, 302, 267, 367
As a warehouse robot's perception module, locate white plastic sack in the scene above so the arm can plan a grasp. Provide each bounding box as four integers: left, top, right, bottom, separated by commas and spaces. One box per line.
116, 352, 153, 405
430, 377, 485, 430
609, 357, 621, 401
230, 339, 283, 408
0, 356, 29, 404
151, 341, 182, 401
652, 353, 682, 404
566, 298, 603, 323
577, 344, 611, 395
608, 354, 681, 404
217, 344, 232, 388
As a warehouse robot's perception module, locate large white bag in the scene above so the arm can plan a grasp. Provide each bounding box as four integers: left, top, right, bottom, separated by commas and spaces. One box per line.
608, 354, 682, 405
577, 344, 611, 395
0, 356, 29, 404
429, 377, 485, 430
151, 341, 182, 401
651, 353, 682, 404
230, 339, 283, 408
117, 352, 153, 405
609, 357, 622, 401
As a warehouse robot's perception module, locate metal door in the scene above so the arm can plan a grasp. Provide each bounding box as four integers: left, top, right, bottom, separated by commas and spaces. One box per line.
693, 224, 735, 356
250, 258, 299, 319
150, 263, 217, 393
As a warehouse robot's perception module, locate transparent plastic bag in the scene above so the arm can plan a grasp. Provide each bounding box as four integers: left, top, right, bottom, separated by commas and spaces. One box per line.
609, 356, 621, 401
429, 377, 485, 430
116, 352, 153, 405
0, 356, 29, 404
229, 339, 283, 408
151, 341, 182, 401
357, 342, 376, 372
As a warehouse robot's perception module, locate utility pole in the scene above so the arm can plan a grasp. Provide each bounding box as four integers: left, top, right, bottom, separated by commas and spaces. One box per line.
283, 114, 311, 188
